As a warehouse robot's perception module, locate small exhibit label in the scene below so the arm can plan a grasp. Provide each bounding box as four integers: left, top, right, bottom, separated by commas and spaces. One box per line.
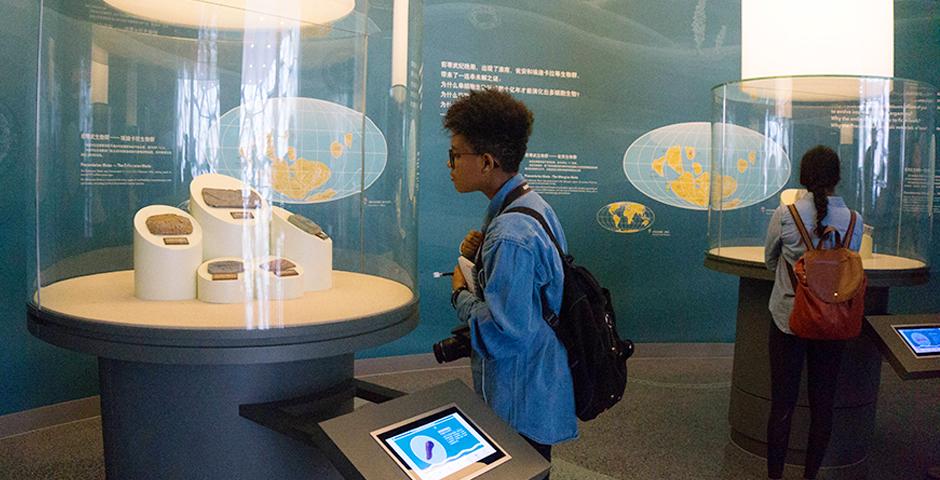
163, 237, 189, 246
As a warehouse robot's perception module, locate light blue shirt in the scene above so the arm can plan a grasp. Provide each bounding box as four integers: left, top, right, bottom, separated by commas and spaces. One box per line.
453, 174, 578, 445
764, 194, 863, 334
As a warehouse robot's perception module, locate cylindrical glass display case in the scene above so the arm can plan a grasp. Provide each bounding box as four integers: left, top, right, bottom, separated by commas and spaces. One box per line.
707, 76, 935, 276
27, 2, 422, 478
30, 0, 422, 331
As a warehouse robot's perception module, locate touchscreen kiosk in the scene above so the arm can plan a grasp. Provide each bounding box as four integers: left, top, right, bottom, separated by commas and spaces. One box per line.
866, 315, 940, 380
895, 326, 940, 356
302, 380, 549, 480
372, 405, 510, 480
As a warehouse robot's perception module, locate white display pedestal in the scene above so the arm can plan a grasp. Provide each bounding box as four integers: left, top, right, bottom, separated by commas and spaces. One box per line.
197, 257, 306, 303
189, 173, 269, 260
197, 257, 250, 304
271, 206, 332, 292
256, 256, 305, 301
133, 205, 203, 301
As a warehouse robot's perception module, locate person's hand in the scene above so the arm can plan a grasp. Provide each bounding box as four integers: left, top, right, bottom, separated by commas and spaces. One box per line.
452, 265, 467, 292
460, 230, 483, 258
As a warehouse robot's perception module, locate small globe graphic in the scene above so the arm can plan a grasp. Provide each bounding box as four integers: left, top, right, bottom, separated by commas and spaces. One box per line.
596, 201, 655, 233
218, 97, 387, 204
623, 122, 790, 211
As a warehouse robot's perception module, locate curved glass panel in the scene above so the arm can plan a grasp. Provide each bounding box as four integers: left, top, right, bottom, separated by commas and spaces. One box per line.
30, 0, 422, 330
708, 76, 936, 270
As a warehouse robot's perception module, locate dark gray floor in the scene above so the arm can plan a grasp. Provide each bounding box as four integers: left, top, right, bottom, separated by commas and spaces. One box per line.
1, 356, 938, 480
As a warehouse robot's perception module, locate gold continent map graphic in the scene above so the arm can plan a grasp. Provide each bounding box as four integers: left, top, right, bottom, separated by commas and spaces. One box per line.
623, 122, 791, 211
649, 145, 750, 209
218, 97, 389, 204
239, 130, 358, 201
245, 132, 356, 202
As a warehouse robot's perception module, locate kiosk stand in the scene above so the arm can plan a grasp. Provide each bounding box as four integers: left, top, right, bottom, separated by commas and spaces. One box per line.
864, 314, 940, 480
241, 379, 551, 480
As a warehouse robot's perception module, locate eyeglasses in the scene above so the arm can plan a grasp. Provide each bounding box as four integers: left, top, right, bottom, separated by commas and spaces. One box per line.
447, 148, 480, 169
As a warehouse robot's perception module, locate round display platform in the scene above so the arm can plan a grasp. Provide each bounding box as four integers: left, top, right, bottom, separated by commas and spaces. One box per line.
705, 246, 929, 287
29, 270, 417, 364
28, 270, 418, 479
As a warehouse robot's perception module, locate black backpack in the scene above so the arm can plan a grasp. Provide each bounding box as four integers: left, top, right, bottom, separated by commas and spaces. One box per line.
504, 206, 634, 421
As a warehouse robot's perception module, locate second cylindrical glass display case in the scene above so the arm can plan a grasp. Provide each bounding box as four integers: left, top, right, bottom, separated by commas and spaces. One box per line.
708, 75, 936, 276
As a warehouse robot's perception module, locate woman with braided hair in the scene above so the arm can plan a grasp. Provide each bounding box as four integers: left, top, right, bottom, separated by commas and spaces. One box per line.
763, 145, 864, 480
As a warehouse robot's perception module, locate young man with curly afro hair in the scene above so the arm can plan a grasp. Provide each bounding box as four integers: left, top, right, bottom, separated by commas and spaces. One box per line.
445, 88, 577, 474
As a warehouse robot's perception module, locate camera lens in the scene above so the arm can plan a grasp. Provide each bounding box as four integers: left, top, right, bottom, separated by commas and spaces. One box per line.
621, 339, 635, 360
433, 336, 471, 364
433, 340, 448, 363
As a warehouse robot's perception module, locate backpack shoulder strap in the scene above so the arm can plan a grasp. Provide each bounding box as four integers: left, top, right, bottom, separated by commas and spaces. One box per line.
474, 182, 533, 290
503, 206, 564, 327
784, 257, 798, 290
503, 206, 564, 258
842, 211, 858, 248
787, 204, 814, 251
497, 182, 532, 216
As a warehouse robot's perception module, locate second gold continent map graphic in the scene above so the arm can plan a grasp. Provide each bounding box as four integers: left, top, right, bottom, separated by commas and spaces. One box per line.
596, 201, 655, 234
218, 97, 387, 204
623, 122, 790, 211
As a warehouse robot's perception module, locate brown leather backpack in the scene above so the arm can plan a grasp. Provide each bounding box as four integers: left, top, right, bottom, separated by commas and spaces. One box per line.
785, 204, 866, 340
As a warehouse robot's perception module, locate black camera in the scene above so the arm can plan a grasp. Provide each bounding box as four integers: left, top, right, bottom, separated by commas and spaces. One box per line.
433, 325, 472, 363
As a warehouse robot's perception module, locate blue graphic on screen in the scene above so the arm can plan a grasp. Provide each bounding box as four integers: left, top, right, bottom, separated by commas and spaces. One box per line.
897, 327, 940, 355
386, 412, 497, 480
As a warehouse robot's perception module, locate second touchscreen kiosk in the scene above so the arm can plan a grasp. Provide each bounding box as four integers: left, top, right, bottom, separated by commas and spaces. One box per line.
896, 326, 940, 357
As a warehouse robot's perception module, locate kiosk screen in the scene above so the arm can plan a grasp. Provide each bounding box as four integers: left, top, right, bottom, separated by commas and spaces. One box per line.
895, 326, 940, 357
372, 405, 510, 480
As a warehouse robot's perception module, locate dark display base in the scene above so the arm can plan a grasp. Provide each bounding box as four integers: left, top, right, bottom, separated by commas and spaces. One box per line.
99, 356, 352, 479
26, 276, 418, 480
729, 277, 884, 472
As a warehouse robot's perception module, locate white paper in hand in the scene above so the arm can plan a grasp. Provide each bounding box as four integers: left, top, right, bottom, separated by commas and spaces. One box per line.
458, 256, 477, 296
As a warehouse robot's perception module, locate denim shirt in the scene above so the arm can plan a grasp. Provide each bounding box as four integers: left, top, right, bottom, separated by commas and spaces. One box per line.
453, 174, 578, 445
764, 194, 863, 334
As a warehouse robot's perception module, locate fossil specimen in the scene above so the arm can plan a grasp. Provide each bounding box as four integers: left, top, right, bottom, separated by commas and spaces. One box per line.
146, 214, 193, 236
202, 188, 262, 209
207, 260, 245, 275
